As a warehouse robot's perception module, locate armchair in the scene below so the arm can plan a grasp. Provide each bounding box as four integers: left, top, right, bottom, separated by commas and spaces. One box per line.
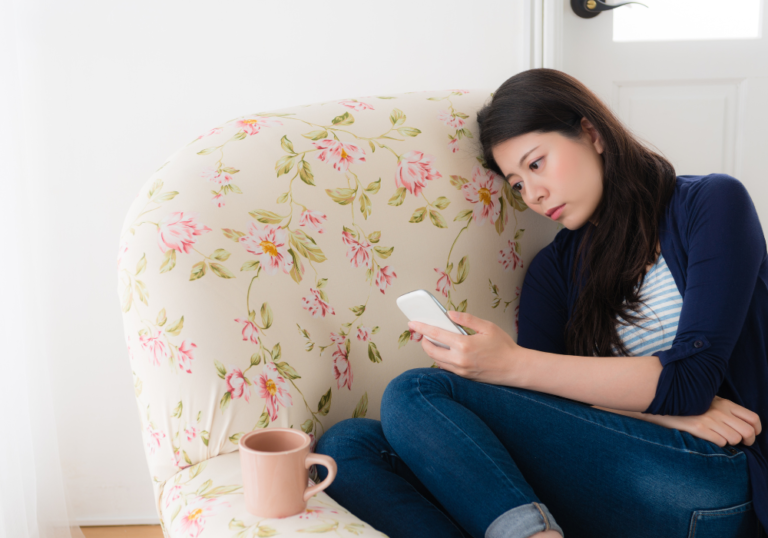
116, 88, 561, 537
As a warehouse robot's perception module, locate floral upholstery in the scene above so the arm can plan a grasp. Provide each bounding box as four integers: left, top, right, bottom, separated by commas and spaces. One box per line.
117, 88, 562, 537
158, 451, 386, 537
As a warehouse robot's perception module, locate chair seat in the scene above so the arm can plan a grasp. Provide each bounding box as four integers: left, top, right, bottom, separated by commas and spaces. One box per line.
158, 451, 389, 537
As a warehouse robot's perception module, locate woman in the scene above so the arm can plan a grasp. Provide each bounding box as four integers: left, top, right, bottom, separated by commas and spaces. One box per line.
315, 69, 768, 538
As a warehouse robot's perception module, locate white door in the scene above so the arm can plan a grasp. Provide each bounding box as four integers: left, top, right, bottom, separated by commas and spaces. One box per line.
539, 0, 768, 226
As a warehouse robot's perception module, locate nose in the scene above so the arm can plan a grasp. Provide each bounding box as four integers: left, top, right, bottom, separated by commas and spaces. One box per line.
523, 183, 548, 211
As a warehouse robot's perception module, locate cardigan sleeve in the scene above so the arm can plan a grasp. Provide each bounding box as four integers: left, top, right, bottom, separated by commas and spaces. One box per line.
517, 239, 569, 355
644, 175, 767, 416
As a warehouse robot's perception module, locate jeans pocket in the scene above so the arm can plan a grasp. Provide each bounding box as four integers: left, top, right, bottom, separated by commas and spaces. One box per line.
688, 500, 759, 538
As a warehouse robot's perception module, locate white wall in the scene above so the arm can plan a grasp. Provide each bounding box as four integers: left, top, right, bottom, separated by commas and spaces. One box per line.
11, 0, 530, 524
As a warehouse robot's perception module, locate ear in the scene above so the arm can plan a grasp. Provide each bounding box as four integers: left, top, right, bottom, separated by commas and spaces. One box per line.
581, 117, 604, 155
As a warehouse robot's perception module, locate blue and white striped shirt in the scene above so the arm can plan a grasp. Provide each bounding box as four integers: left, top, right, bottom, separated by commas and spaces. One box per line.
612, 252, 682, 357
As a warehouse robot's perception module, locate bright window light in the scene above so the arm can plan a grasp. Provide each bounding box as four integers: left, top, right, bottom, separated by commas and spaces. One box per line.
613, 0, 763, 42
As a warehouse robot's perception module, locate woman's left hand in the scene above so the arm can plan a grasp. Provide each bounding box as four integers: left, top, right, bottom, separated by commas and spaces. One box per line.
408, 310, 522, 386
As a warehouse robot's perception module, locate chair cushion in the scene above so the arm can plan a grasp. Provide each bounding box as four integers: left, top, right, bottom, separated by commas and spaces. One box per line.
159, 451, 388, 537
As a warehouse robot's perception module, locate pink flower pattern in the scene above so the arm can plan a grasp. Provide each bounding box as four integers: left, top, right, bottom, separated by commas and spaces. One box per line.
211, 193, 225, 207
184, 426, 198, 442
312, 139, 366, 173
438, 110, 466, 129
201, 167, 232, 185
172, 449, 190, 471
157, 212, 212, 254
332, 344, 353, 391
236, 115, 283, 135
139, 328, 170, 367
238, 222, 294, 276
225, 367, 251, 403
145, 424, 166, 455
498, 240, 524, 271
234, 317, 260, 344
299, 209, 328, 234
299, 506, 340, 520
164, 484, 182, 508
461, 165, 503, 226
341, 230, 373, 269
356, 326, 370, 341
175, 497, 230, 538
395, 150, 442, 197
177, 340, 196, 373
302, 288, 336, 318
338, 99, 374, 111
434, 268, 452, 298
196, 127, 223, 140
258, 362, 293, 421
375, 266, 397, 294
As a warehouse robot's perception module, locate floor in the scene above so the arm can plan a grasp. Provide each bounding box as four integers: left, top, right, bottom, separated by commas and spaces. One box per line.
81, 526, 163, 538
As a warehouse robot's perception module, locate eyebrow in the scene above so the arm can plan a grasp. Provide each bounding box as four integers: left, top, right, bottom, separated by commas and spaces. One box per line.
504, 145, 540, 181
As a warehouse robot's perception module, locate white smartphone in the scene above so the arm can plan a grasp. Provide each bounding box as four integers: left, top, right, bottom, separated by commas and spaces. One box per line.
396, 289, 468, 349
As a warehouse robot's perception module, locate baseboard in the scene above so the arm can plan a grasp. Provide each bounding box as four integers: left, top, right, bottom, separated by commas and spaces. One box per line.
77, 517, 161, 527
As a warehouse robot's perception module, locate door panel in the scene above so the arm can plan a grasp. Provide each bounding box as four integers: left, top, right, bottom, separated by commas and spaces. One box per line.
547, 0, 768, 226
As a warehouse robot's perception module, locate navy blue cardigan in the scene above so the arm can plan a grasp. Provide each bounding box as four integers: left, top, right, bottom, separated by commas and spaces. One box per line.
517, 173, 768, 534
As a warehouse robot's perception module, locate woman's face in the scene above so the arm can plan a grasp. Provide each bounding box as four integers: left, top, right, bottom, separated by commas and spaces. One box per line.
490, 117, 605, 230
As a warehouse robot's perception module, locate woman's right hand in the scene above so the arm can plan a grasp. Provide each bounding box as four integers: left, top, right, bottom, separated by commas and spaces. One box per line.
647, 395, 762, 448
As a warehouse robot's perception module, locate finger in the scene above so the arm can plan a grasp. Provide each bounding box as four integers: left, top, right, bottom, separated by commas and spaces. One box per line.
711, 433, 729, 448
730, 405, 762, 436
447, 310, 485, 333
726, 416, 756, 446
423, 337, 453, 367
720, 401, 759, 444
712, 416, 752, 446
693, 420, 729, 447
409, 321, 461, 348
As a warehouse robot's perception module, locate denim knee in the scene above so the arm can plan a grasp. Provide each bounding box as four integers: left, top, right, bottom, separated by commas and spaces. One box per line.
317, 418, 373, 453
314, 418, 381, 482
381, 367, 435, 420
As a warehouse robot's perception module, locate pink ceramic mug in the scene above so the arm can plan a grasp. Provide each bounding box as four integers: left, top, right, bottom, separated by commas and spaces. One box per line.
238, 428, 337, 518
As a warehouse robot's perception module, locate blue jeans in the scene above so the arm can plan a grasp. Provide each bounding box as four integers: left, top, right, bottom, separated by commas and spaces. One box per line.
315, 367, 760, 538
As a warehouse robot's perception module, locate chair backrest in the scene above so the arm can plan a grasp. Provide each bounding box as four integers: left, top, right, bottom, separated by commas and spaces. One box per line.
117, 89, 562, 491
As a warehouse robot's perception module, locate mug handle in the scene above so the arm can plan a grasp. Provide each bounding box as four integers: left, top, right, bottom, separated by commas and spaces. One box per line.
303, 453, 337, 502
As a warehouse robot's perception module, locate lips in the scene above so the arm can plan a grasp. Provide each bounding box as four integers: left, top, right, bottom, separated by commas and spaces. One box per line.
546, 204, 565, 217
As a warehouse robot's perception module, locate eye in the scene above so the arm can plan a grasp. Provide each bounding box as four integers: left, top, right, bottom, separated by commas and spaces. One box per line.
509, 158, 542, 192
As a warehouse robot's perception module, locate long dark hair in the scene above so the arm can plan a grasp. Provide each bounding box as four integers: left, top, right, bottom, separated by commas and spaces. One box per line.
476, 68, 677, 357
